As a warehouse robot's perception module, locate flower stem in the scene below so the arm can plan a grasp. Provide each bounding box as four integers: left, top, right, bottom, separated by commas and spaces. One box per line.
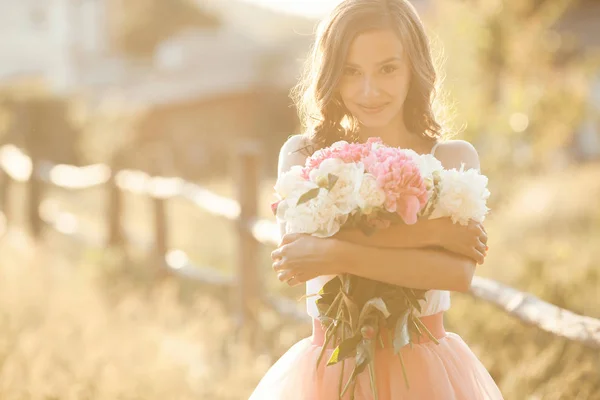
414, 316, 440, 345
338, 325, 346, 398
397, 352, 410, 390
368, 359, 379, 400
316, 292, 343, 368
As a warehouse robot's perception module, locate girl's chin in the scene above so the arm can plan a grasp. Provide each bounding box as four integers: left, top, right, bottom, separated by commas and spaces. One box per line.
357, 115, 396, 128
355, 108, 404, 129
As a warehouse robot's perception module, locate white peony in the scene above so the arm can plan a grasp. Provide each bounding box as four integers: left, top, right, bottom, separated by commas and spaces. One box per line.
274, 165, 316, 199
308, 158, 364, 215
281, 189, 346, 237
413, 154, 444, 180
428, 167, 491, 225
330, 140, 349, 149
356, 173, 386, 215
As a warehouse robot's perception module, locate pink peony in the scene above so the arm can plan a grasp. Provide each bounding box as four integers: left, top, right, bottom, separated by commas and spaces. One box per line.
361, 145, 428, 225
300, 138, 428, 225
270, 200, 281, 216
302, 141, 371, 179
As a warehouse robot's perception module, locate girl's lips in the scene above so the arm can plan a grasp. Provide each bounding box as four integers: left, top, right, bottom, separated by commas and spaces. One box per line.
359, 103, 389, 114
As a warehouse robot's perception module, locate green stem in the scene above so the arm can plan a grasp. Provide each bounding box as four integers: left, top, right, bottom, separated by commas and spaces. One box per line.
338, 325, 346, 398
316, 292, 343, 367
368, 359, 379, 400
340, 365, 357, 398
389, 329, 410, 390
414, 316, 440, 345
397, 352, 410, 390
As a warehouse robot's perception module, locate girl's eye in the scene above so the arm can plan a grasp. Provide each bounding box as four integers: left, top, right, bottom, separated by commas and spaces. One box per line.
343, 67, 360, 76
381, 65, 399, 74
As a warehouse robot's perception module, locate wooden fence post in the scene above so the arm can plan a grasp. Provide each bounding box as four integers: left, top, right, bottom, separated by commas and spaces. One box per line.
0, 167, 9, 232
28, 159, 43, 239
153, 195, 168, 268
107, 172, 124, 247
236, 141, 262, 331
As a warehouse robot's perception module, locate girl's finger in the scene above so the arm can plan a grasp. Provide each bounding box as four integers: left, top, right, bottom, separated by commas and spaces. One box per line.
271, 248, 281, 261
277, 269, 293, 282
272, 259, 285, 271
279, 233, 302, 246
474, 247, 485, 265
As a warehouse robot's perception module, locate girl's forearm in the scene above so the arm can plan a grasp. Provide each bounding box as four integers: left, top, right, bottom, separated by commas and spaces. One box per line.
333, 240, 475, 292
335, 219, 440, 249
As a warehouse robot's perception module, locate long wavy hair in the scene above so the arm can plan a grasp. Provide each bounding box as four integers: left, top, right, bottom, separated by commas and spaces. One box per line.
291, 0, 447, 155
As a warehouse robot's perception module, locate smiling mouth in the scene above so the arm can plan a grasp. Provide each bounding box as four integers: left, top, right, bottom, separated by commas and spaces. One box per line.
358, 104, 389, 114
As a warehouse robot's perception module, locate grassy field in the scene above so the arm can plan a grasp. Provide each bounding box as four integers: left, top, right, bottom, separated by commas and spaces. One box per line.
1, 162, 600, 399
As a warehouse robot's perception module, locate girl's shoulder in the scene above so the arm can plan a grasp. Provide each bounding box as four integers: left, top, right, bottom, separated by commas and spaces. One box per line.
433, 139, 481, 171
277, 134, 314, 174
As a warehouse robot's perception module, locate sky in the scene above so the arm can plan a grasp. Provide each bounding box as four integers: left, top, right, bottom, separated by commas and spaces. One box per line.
237, 0, 342, 18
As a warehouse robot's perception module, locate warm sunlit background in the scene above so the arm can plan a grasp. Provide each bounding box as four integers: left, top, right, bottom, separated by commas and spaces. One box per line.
0, 0, 599, 399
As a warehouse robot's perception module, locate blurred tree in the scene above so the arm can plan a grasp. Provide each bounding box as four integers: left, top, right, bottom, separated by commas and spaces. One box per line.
430, 0, 592, 174
111, 0, 220, 58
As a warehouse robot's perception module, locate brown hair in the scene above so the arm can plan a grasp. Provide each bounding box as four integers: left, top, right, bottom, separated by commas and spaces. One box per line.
291, 0, 446, 154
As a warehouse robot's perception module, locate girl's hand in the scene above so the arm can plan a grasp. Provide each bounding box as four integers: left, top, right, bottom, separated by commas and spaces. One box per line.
271, 233, 342, 287
431, 218, 488, 265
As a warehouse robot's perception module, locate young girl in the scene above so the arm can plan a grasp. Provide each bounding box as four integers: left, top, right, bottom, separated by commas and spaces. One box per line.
250, 0, 503, 398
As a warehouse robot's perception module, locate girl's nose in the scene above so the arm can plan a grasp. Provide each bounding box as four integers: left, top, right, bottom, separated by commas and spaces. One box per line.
361, 76, 381, 97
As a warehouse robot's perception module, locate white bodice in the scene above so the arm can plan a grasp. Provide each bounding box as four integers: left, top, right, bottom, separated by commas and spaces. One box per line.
305, 276, 450, 318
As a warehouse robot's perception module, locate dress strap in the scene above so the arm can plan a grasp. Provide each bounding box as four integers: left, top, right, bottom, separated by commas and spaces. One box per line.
430, 141, 442, 156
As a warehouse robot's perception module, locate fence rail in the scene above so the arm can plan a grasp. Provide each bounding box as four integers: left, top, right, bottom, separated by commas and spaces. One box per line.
0, 143, 599, 348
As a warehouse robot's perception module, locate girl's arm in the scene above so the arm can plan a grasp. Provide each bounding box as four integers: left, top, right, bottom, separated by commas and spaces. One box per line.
274, 232, 475, 292
334, 239, 475, 292
334, 220, 437, 248
335, 216, 487, 264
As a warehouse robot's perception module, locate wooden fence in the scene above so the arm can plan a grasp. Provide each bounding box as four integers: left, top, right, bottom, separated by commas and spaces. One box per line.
0, 143, 599, 349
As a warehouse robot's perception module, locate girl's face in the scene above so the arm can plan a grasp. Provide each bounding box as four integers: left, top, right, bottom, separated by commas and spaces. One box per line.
338, 29, 411, 129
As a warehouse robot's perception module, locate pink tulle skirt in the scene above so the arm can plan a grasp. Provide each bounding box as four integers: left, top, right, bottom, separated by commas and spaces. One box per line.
249, 312, 503, 399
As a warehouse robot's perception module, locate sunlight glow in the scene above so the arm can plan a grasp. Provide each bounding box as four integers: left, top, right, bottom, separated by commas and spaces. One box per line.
0, 145, 32, 182
238, 0, 341, 17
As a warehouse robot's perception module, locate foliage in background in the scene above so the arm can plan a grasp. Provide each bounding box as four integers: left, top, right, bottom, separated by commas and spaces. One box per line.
429, 0, 594, 176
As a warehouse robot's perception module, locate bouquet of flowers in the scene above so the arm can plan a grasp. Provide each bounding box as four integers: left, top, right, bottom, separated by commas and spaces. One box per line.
272, 138, 490, 399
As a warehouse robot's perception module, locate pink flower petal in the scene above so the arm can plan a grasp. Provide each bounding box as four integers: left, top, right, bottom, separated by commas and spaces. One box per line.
397, 196, 421, 225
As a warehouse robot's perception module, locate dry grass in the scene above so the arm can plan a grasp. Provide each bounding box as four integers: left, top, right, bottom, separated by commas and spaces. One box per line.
0, 233, 283, 399
1, 163, 600, 399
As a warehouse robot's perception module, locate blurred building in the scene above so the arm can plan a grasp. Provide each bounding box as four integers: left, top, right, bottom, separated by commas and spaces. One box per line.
113, 1, 313, 178
0, 0, 115, 92
0, 0, 312, 177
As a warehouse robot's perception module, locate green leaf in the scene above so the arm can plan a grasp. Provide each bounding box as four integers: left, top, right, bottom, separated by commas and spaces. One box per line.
403, 289, 423, 314
327, 173, 339, 191
339, 341, 371, 398
358, 220, 377, 236
341, 291, 360, 331
355, 341, 370, 370
358, 297, 391, 327
366, 297, 391, 319
327, 334, 362, 366
296, 187, 320, 205
393, 312, 411, 353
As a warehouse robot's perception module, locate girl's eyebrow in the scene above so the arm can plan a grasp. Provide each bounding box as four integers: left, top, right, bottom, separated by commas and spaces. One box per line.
345, 56, 402, 68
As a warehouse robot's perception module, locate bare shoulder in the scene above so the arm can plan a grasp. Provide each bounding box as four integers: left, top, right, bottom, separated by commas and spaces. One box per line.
434, 139, 481, 172
278, 134, 312, 175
